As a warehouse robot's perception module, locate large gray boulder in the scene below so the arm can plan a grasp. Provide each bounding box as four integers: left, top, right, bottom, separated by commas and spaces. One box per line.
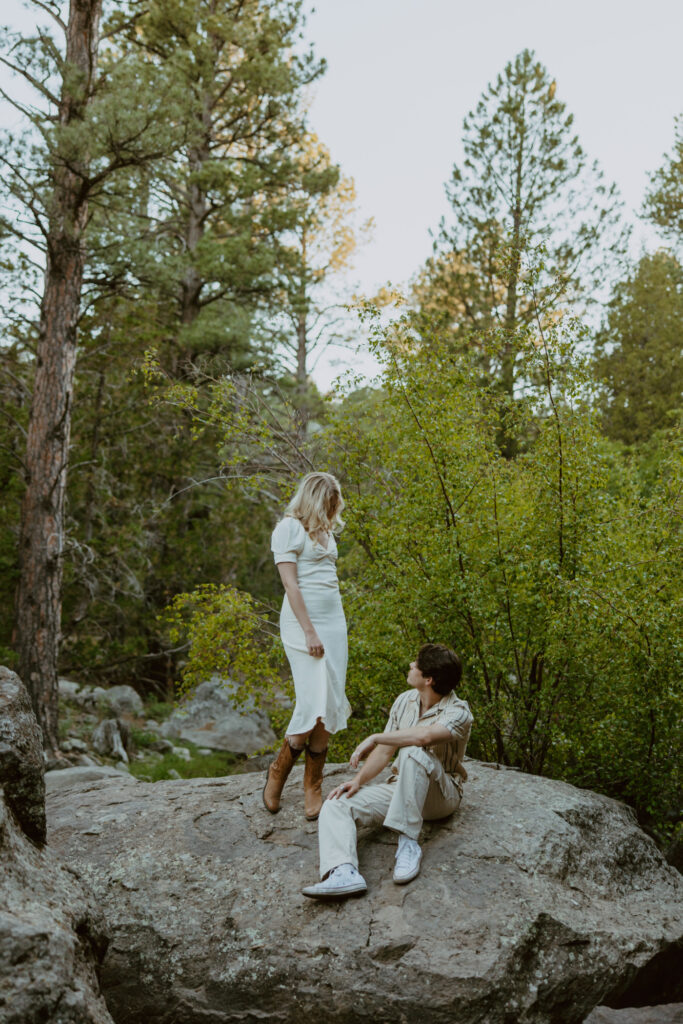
0, 666, 45, 844
46, 759, 683, 1024
0, 669, 114, 1024
160, 676, 276, 754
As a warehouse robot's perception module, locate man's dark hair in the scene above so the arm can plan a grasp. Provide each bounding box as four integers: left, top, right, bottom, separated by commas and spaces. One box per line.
416, 643, 462, 696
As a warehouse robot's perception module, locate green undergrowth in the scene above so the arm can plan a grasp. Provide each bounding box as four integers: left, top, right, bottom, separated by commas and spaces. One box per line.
128, 732, 244, 782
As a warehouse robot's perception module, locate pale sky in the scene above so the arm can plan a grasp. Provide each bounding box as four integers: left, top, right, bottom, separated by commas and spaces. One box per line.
303, 0, 683, 384
2, 1, 682, 387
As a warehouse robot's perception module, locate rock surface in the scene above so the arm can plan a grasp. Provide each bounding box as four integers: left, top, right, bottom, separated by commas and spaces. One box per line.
99, 685, 143, 717
92, 719, 130, 763
0, 669, 114, 1024
45, 765, 137, 795
46, 761, 683, 1024
0, 666, 46, 844
584, 1008, 683, 1023
160, 676, 276, 754
59, 681, 143, 717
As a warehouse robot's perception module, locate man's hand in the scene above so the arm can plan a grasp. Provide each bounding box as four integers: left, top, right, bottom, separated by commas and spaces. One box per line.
349, 736, 377, 769
327, 777, 361, 800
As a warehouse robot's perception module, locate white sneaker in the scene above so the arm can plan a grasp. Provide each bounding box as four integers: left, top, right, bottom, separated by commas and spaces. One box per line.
393, 834, 422, 884
302, 863, 367, 901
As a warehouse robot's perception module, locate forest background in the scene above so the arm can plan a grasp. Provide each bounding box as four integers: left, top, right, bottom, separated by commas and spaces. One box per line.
0, 0, 681, 850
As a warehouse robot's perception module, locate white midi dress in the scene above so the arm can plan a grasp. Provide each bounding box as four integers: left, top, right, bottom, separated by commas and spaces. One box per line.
271, 517, 350, 736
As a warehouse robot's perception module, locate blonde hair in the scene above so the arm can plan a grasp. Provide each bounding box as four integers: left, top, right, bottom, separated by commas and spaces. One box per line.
285, 472, 345, 535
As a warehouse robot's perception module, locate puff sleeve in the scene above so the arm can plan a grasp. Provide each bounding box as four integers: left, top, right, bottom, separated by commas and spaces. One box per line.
271, 516, 306, 565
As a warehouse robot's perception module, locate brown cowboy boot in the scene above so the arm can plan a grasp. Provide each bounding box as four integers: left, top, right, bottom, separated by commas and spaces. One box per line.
262, 739, 303, 814
303, 745, 327, 821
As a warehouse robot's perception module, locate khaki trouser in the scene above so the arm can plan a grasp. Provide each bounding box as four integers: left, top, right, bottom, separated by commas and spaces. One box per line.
317, 746, 462, 879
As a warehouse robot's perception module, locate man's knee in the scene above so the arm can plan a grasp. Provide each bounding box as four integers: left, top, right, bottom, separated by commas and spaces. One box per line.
402, 745, 439, 775
319, 795, 352, 824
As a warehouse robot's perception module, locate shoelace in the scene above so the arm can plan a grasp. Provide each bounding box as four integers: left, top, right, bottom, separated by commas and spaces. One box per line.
396, 845, 418, 871
331, 865, 356, 882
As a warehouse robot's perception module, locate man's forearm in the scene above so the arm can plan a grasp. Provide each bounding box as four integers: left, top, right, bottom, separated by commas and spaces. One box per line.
370, 726, 439, 749
354, 743, 394, 786
370, 725, 467, 779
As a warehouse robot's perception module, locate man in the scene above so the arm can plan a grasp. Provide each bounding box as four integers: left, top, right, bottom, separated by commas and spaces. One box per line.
302, 643, 473, 900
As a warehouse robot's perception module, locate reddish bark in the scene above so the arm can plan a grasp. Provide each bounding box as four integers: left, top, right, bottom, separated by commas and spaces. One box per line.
16, 0, 103, 754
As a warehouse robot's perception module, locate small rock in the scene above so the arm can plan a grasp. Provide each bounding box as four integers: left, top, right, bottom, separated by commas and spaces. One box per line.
171, 746, 191, 761
58, 677, 82, 700
197, 748, 212, 756
151, 738, 173, 754
167, 768, 182, 779
69, 738, 88, 753
115, 761, 130, 772
92, 719, 130, 763
241, 754, 271, 773
74, 754, 98, 767
145, 719, 160, 731
60, 740, 74, 753
100, 685, 144, 717
76, 685, 107, 709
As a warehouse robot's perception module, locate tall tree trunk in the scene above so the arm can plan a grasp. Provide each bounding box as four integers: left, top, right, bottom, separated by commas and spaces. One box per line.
498, 104, 526, 459
179, 146, 209, 329
15, 0, 103, 755
296, 311, 307, 387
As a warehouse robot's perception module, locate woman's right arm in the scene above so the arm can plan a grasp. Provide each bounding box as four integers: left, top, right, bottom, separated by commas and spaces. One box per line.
277, 562, 324, 658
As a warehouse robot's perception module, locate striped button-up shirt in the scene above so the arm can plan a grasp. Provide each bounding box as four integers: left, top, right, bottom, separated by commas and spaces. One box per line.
385, 688, 473, 782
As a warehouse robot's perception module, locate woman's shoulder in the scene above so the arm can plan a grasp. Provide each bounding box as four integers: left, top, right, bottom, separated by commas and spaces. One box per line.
271, 515, 306, 550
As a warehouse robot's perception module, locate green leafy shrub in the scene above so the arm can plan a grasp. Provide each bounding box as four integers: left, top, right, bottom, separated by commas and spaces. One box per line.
324, 313, 682, 839
157, 310, 682, 840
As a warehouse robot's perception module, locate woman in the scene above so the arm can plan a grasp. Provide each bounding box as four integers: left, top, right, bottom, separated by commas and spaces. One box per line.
263, 471, 350, 820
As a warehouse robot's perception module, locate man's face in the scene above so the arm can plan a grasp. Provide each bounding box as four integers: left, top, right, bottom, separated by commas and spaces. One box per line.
407, 660, 430, 690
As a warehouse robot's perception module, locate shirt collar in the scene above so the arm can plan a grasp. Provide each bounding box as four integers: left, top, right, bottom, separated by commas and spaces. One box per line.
417, 689, 463, 719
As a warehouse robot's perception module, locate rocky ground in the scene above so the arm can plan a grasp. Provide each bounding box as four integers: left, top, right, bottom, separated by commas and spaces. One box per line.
53, 676, 275, 783
46, 759, 683, 1024
3, 666, 682, 1024
0, 668, 114, 1024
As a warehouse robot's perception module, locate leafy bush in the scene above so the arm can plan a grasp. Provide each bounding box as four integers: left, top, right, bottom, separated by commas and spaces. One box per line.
325, 314, 682, 839
158, 311, 682, 841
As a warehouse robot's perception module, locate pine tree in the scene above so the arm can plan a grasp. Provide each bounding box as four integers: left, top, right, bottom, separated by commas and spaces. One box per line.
270, 134, 371, 420
595, 251, 683, 445
0, 0, 182, 753
425, 49, 625, 399
108, 0, 324, 373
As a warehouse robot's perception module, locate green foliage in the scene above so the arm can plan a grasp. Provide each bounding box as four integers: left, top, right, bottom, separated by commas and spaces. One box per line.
324, 313, 681, 837
101, 0, 325, 368
0, 3, 678, 846
163, 305, 681, 837
160, 582, 291, 732
644, 113, 683, 247
128, 738, 242, 782
142, 697, 175, 723
420, 48, 626, 398
595, 251, 683, 444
